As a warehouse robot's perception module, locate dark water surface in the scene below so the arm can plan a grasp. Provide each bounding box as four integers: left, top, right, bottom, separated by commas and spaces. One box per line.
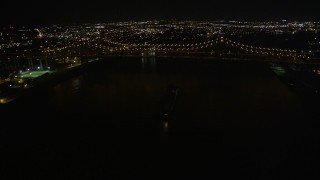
1, 58, 319, 179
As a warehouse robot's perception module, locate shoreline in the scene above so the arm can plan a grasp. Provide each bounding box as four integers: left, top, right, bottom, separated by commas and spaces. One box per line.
1, 56, 320, 106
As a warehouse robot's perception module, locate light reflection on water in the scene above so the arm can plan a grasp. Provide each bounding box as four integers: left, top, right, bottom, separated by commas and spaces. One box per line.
160, 120, 169, 137
71, 78, 81, 95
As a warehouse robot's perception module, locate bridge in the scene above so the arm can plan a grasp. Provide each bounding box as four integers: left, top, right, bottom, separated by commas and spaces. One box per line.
39, 34, 310, 62
0, 34, 316, 71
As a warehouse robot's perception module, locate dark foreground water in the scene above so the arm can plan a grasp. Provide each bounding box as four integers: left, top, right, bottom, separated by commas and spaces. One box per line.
1, 58, 320, 179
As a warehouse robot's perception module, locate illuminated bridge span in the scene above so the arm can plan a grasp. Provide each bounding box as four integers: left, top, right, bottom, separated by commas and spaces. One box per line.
2, 35, 309, 64
88, 36, 307, 61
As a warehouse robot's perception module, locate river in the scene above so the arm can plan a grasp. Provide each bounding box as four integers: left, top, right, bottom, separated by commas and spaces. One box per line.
1, 57, 319, 179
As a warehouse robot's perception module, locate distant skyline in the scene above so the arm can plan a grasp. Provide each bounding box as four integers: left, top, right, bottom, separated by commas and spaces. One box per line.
1, 0, 320, 26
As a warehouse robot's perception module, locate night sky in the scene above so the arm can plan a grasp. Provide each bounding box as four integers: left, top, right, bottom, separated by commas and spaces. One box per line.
1, 0, 319, 26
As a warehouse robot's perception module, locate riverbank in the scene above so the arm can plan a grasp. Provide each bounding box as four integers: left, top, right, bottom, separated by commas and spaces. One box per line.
0, 63, 87, 105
